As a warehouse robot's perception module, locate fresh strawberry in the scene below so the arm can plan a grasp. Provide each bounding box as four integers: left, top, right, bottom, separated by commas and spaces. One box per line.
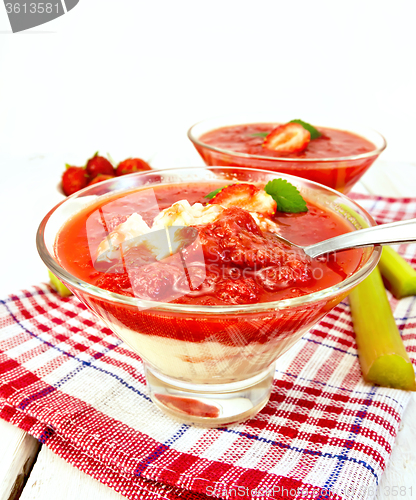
262, 122, 310, 153
87, 174, 115, 186
210, 183, 277, 216
86, 152, 115, 179
116, 158, 152, 176
62, 166, 88, 196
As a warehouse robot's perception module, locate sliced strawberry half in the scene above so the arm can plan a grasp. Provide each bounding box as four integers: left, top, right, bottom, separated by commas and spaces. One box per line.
210, 183, 277, 216
262, 122, 310, 153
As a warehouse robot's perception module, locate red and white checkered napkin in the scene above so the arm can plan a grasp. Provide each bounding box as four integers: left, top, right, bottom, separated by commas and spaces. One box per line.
1, 194, 415, 500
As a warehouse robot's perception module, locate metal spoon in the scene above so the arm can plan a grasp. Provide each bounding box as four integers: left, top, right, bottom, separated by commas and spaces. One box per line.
276, 218, 416, 259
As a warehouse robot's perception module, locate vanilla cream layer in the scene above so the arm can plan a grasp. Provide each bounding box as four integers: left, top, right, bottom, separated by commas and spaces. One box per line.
110, 323, 303, 384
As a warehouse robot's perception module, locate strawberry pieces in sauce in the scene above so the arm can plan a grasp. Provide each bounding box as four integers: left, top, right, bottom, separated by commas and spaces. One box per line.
197, 207, 311, 275
96, 272, 134, 296
130, 264, 182, 300
216, 277, 261, 305
94, 206, 313, 305
104, 215, 130, 232
96, 262, 182, 301
256, 263, 312, 292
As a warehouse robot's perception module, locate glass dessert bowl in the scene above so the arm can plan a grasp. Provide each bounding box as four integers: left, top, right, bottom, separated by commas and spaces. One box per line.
188, 114, 387, 193
37, 167, 381, 427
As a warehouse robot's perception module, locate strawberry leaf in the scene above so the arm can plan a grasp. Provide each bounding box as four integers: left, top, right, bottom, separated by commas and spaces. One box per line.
250, 132, 269, 138
107, 152, 115, 166
289, 119, 321, 140
265, 179, 308, 213
205, 186, 227, 199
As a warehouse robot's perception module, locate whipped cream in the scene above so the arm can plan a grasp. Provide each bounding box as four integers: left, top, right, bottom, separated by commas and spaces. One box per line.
153, 200, 224, 228
96, 200, 224, 263
95, 199, 282, 264
250, 212, 281, 234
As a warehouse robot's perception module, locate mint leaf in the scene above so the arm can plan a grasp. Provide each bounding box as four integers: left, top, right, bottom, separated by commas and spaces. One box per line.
265, 179, 308, 213
205, 186, 227, 199
250, 132, 269, 138
289, 119, 321, 140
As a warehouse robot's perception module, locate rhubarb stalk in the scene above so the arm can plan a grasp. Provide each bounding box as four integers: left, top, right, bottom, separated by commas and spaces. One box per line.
48, 271, 72, 297
349, 267, 415, 390
378, 246, 416, 299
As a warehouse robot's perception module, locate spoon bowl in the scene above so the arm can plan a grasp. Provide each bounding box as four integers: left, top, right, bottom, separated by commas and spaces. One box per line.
277, 218, 416, 259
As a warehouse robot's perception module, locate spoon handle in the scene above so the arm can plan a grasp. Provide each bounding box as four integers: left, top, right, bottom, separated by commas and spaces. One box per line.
304, 218, 416, 259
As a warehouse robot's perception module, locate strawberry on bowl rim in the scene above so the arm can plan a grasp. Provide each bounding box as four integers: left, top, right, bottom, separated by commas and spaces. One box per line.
262, 122, 311, 154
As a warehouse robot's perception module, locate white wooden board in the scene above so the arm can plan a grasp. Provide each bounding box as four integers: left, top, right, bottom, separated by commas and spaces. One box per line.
376, 393, 416, 500
19, 446, 126, 500
0, 419, 40, 500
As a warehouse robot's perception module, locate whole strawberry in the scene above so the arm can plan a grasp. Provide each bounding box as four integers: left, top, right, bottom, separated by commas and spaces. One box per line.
86, 152, 115, 179
87, 174, 115, 186
116, 158, 151, 176
62, 166, 88, 196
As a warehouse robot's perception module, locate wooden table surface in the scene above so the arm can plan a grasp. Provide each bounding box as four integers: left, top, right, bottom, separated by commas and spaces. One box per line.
1, 157, 415, 500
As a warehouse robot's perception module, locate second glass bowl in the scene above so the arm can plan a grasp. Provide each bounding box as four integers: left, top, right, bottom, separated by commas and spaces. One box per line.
188, 114, 387, 193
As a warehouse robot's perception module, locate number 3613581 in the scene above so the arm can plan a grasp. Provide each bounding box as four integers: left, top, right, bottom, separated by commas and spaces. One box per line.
5, 3, 60, 14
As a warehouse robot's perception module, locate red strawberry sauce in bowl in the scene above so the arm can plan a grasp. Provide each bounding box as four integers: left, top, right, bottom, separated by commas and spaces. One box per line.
37, 167, 381, 426
188, 114, 387, 193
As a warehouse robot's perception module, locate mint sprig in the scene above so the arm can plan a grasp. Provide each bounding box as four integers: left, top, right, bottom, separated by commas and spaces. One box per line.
289, 119, 321, 140
265, 179, 308, 213
250, 132, 269, 138
205, 186, 227, 199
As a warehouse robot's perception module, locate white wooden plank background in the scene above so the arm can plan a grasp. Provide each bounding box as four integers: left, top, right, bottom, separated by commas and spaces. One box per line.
19, 447, 126, 500
0, 157, 415, 499
0, 420, 40, 500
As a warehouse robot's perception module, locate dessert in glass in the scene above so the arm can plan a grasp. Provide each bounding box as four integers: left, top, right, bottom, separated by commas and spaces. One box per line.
37, 167, 381, 426
188, 114, 387, 193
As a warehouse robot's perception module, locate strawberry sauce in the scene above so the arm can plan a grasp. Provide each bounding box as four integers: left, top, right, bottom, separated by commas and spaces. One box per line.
200, 124, 375, 159
55, 182, 362, 306
195, 124, 378, 193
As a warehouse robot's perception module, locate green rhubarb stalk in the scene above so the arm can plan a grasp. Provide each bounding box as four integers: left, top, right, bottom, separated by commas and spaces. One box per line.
378, 246, 416, 299
339, 203, 416, 298
48, 270, 72, 297
349, 266, 415, 390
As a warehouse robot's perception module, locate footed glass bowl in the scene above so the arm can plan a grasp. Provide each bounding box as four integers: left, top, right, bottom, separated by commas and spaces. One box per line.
188, 114, 387, 193
37, 167, 380, 426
